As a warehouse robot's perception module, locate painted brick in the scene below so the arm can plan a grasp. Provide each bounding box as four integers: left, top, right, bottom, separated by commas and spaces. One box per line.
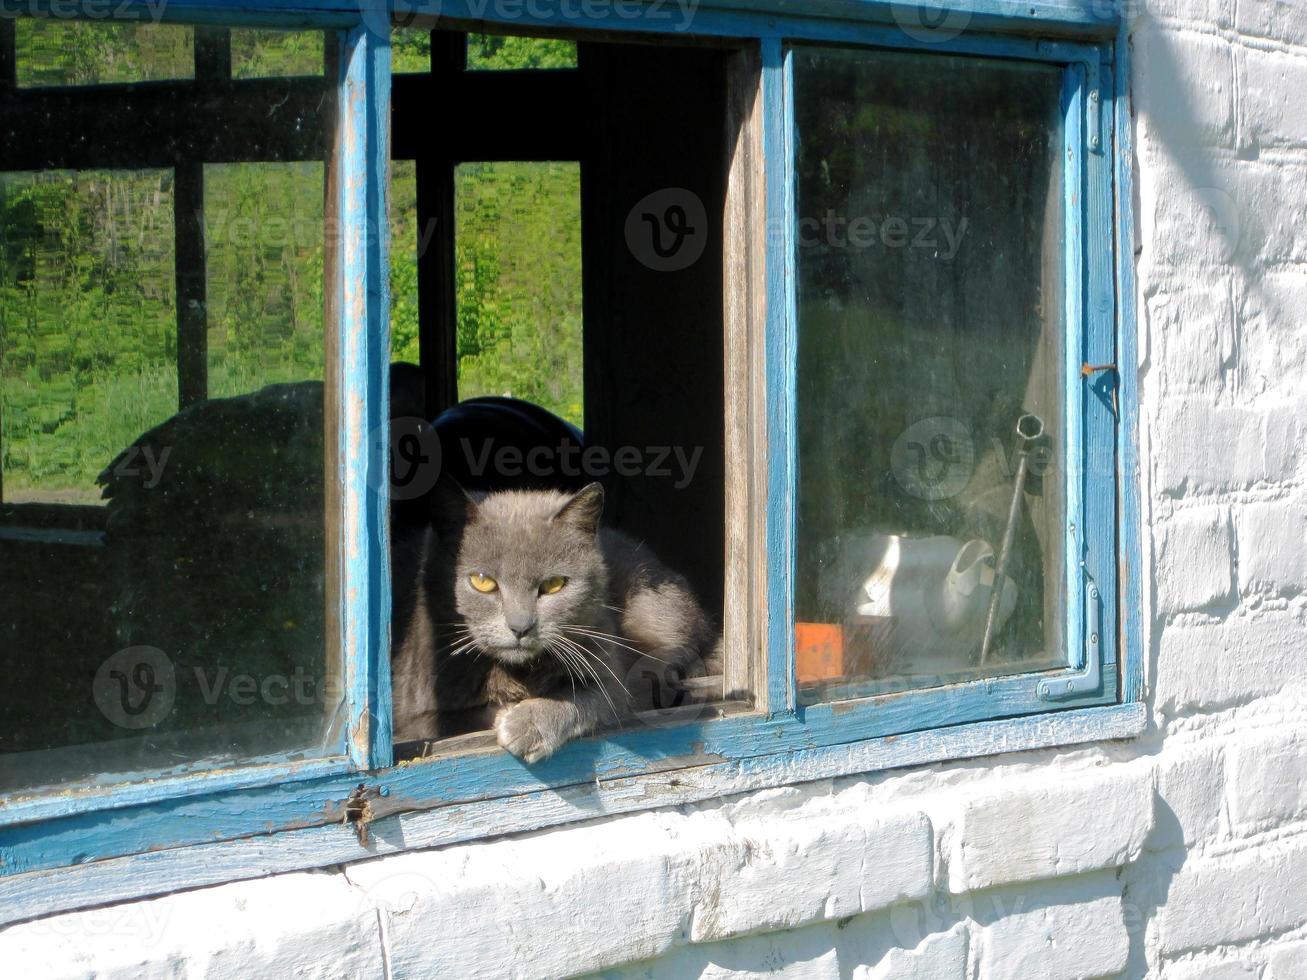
1154, 743, 1225, 849
945, 766, 1154, 894
1135, 28, 1235, 148
1267, 940, 1307, 980
1156, 838, 1307, 954
856, 924, 968, 980
0, 870, 381, 980
344, 813, 692, 979
1236, 270, 1307, 399
1147, 278, 1235, 394
1143, 0, 1235, 30
1166, 958, 1258, 980
1144, 155, 1307, 269
1235, 498, 1307, 596
978, 885, 1129, 980
1235, 0, 1307, 46
689, 806, 935, 942
1226, 730, 1307, 833
1144, 150, 1246, 268
1156, 507, 1235, 613
1241, 48, 1307, 150
1154, 397, 1298, 496
1235, 160, 1307, 266
1155, 609, 1307, 715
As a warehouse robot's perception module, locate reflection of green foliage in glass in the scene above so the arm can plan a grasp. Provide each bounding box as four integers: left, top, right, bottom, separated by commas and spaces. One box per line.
466, 34, 577, 70
204, 162, 326, 397
454, 162, 583, 427
14, 21, 193, 87
0, 170, 179, 501
231, 30, 323, 79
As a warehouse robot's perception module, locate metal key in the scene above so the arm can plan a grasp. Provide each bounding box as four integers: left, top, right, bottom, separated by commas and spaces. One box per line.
979, 412, 1045, 665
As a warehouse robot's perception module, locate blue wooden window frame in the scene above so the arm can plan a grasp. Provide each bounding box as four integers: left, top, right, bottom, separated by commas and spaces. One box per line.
0, 0, 1145, 923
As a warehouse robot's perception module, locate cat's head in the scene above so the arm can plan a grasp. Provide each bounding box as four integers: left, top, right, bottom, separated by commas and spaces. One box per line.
437, 482, 608, 666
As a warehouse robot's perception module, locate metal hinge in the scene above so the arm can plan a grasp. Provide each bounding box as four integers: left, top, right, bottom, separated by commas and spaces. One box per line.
341, 783, 382, 845
1087, 86, 1102, 152
1038, 575, 1103, 701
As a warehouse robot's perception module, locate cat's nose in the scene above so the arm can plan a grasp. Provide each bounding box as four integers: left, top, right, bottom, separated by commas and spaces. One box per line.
508, 619, 537, 640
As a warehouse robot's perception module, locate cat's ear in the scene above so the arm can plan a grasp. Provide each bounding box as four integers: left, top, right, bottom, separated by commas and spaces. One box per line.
552, 482, 604, 537
431, 476, 479, 550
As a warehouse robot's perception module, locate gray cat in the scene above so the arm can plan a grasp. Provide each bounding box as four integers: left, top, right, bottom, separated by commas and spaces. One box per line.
391, 482, 719, 762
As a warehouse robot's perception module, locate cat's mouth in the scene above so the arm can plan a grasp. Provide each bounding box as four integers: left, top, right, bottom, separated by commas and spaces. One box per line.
487, 642, 543, 665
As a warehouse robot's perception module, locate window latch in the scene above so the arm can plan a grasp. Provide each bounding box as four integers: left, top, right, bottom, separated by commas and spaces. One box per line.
341, 783, 382, 845
1037, 575, 1102, 701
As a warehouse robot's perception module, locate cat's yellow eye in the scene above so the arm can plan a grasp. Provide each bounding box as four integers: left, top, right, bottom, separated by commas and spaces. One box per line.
539, 576, 568, 596
469, 573, 498, 594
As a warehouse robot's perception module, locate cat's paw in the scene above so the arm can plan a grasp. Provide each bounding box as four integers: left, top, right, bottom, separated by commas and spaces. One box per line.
495, 699, 572, 764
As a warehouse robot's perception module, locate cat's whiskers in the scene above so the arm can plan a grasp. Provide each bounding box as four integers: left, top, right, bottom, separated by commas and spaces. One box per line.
559, 625, 674, 665
551, 634, 624, 721
555, 633, 632, 701
542, 640, 580, 700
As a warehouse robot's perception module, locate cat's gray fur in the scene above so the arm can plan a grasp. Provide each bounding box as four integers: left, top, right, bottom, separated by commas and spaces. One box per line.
391, 482, 719, 761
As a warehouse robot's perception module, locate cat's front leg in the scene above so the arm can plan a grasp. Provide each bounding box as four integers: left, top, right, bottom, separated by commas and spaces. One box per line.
494, 688, 611, 763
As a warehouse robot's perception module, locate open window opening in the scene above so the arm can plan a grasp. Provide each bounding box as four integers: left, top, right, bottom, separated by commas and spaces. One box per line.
387, 26, 752, 757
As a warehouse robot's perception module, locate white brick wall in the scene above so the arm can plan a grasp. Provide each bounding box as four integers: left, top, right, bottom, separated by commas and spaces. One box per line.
4, 2, 1307, 978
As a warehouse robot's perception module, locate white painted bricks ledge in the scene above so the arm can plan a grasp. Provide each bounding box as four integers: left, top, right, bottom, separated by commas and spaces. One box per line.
0, 760, 1158, 979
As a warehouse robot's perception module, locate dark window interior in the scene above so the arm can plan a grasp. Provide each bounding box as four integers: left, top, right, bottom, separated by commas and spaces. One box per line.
390, 28, 728, 616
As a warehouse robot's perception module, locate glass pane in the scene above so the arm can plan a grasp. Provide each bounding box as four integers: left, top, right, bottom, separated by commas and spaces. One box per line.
0, 23, 339, 795
15, 20, 194, 87
231, 30, 324, 79
204, 162, 326, 396
455, 162, 583, 427
0, 170, 178, 504
466, 34, 577, 70
792, 47, 1066, 704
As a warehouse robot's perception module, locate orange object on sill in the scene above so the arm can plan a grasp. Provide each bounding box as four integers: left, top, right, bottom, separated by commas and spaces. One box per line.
795, 621, 844, 683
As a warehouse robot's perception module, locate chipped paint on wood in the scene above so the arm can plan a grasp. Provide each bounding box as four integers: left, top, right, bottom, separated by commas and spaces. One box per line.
0, 704, 1145, 926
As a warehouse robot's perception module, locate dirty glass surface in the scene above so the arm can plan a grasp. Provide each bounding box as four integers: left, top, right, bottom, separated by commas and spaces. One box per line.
792, 46, 1067, 703
15, 20, 195, 87
0, 23, 340, 794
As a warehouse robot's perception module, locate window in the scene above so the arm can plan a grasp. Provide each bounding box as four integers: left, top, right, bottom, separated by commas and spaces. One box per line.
0, 3, 1141, 925
0, 23, 338, 796
793, 49, 1067, 701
